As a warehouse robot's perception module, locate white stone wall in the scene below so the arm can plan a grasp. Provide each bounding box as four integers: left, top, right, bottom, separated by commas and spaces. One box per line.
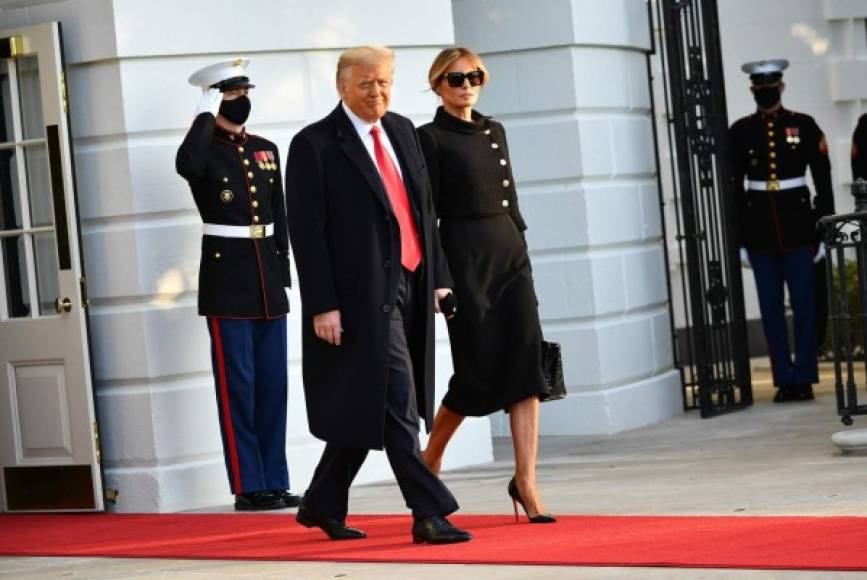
2, 0, 493, 512
452, 0, 682, 437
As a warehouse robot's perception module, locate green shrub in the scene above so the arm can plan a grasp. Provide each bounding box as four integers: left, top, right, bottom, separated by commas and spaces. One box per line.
824, 259, 865, 358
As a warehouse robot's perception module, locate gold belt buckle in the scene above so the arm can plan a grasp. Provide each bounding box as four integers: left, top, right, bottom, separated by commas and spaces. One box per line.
249, 224, 265, 239
768, 180, 780, 191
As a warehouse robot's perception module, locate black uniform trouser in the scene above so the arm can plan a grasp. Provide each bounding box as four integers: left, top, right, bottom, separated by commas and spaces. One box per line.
302, 267, 459, 521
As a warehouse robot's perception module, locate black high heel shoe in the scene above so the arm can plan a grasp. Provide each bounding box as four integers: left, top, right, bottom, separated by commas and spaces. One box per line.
507, 476, 556, 524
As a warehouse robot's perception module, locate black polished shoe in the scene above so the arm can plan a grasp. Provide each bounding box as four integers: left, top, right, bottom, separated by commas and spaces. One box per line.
794, 383, 815, 401
774, 385, 814, 403
773, 387, 798, 403
296, 505, 366, 540
507, 477, 556, 523
234, 491, 284, 511
273, 490, 303, 508
411, 516, 472, 544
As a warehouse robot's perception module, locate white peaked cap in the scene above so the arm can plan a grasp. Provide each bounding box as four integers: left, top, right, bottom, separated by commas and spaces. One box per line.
188, 58, 254, 90
740, 59, 789, 77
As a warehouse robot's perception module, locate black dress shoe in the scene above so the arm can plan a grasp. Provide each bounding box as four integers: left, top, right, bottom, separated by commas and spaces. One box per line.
794, 383, 815, 401
774, 385, 814, 403
272, 490, 303, 508
773, 387, 798, 403
234, 491, 284, 511
296, 505, 366, 540
412, 516, 472, 544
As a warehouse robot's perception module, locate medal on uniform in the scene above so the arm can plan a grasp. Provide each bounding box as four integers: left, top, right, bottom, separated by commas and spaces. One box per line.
220, 189, 234, 203
266, 151, 275, 171
786, 127, 800, 145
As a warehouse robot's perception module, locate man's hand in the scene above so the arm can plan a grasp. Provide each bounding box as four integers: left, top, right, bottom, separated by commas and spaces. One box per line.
814, 242, 826, 264
313, 310, 342, 346
195, 87, 222, 118
434, 288, 456, 319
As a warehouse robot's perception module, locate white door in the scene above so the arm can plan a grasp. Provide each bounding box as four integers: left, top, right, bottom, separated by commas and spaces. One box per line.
0, 23, 102, 512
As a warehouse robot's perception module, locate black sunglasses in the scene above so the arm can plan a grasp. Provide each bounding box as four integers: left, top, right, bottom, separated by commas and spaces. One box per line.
442, 70, 485, 88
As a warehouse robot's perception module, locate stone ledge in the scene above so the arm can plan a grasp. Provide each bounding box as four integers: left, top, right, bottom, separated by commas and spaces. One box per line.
831, 428, 867, 453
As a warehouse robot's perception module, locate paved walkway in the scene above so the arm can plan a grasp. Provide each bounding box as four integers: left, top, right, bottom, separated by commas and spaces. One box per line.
4, 363, 867, 579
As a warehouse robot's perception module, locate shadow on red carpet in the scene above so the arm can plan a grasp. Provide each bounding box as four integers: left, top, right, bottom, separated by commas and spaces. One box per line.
1, 513, 866, 570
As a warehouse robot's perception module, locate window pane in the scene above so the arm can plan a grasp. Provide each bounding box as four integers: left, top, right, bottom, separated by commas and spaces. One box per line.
0, 146, 23, 231
0, 63, 15, 143
17, 55, 43, 141
32, 231, 58, 316
24, 143, 52, 228
2, 234, 30, 318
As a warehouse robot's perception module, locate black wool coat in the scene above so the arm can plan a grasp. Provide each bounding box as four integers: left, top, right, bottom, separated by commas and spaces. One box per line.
285, 103, 453, 450
176, 113, 290, 318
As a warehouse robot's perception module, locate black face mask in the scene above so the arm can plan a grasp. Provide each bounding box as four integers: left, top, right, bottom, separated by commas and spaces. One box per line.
753, 86, 780, 109
218, 95, 251, 125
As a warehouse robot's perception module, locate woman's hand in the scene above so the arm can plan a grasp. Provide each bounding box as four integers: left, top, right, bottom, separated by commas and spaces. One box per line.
434, 288, 457, 319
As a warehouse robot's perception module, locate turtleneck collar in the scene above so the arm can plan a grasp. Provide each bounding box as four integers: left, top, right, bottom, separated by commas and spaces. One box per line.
433, 106, 490, 134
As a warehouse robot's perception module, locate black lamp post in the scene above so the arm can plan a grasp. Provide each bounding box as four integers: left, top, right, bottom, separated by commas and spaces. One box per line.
821, 178, 867, 425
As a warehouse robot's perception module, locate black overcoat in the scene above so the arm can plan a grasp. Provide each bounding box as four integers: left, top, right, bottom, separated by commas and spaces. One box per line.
285, 103, 452, 450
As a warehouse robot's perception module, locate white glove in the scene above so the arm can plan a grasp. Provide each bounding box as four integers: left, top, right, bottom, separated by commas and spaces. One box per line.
195, 87, 222, 118
740, 248, 751, 269
814, 242, 826, 264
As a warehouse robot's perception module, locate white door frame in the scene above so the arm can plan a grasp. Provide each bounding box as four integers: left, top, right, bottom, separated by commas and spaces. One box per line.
0, 22, 102, 512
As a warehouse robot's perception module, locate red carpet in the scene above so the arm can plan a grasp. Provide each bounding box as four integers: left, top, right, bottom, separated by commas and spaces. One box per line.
1, 513, 866, 570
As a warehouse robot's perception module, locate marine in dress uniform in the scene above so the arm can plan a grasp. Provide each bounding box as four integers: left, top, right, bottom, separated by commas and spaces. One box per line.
175, 59, 300, 510
853, 113, 867, 180
729, 59, 835, 402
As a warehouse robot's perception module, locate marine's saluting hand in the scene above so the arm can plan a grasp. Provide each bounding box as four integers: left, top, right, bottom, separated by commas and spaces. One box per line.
195, 87, 223, 118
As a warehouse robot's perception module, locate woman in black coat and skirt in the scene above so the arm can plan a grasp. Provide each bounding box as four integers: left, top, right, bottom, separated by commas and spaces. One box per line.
418, 47, 554, 523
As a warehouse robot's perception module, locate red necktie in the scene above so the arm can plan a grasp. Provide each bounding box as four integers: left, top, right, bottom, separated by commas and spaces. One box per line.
370, 125, 422, 271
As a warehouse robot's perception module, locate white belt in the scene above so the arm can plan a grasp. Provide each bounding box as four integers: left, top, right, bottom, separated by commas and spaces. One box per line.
746, 177, 807, 191
202, 223, 274, 239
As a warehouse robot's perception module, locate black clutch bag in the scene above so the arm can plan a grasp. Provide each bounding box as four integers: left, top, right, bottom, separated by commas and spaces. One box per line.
540, 340, 566, 402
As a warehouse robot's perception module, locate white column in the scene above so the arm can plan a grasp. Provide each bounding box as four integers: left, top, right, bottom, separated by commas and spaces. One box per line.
4, 0, 492, 512
452, 0, 681, 436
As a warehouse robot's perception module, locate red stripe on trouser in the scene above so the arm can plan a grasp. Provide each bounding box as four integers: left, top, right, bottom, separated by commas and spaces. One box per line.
210, 318, 243, 493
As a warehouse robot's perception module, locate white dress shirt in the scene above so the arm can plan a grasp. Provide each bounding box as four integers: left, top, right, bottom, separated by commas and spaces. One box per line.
341, 101, 403, 179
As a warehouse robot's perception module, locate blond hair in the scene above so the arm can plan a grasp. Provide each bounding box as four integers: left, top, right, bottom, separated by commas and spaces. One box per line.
427, 47, 489, 92
336, 45, 395, 85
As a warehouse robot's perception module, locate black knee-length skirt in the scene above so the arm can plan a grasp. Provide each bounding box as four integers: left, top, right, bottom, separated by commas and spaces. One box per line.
439, 213, 547, 416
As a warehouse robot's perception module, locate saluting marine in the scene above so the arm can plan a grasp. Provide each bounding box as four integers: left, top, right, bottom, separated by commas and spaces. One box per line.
729, 59, 835, 403
175, 59, 300, 510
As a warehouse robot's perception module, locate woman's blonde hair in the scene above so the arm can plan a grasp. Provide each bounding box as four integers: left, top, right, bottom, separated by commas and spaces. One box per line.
427, 47, 489, 93
336, 45, 395, 86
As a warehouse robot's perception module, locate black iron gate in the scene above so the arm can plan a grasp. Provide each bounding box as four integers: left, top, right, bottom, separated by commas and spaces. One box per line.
650, 0, 753, 417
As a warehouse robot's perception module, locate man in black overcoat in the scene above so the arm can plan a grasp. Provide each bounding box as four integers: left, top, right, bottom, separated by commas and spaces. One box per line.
285, 45, 471, 544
